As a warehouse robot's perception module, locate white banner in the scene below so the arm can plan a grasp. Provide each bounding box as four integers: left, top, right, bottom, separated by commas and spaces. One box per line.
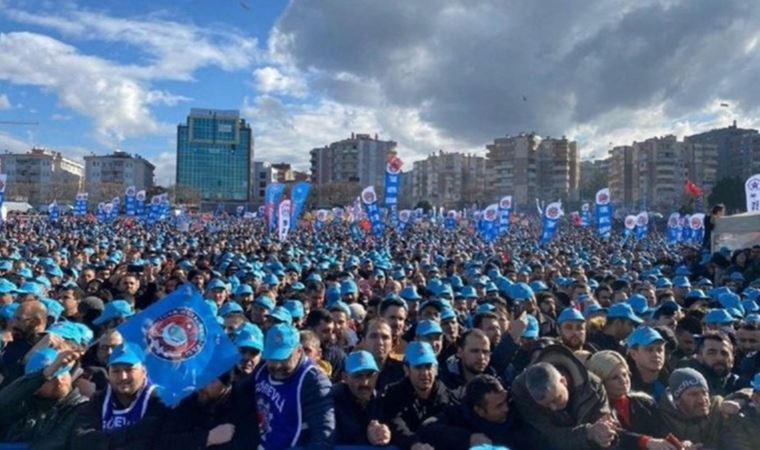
746, 173, 760, 212
278, 199, 292, 241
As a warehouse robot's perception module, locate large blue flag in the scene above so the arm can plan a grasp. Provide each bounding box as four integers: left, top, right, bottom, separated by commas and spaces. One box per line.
580, 203, 591, 228
479, 204, 499, 243
265, 183, 285, 233
125, 186, 137, 216
74, 192, 88, 216
540, 202, 563, 246
384, 155, 403, 229
595, 188, 612, 238
290, 182, 311, 226
116, 285, 240, 407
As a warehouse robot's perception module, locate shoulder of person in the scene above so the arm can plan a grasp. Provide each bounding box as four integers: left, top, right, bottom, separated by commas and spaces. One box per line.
627, 390, 656, 405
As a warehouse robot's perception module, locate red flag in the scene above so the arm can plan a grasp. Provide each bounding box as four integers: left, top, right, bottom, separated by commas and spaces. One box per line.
684, 180, 703, 197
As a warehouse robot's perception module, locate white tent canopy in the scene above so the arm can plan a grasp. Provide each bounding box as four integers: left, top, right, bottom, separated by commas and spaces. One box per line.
712, 211, 760, 252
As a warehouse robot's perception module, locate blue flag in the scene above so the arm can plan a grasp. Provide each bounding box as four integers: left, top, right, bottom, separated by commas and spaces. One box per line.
265, 183, 285, 233
498, 196, 512, 234
48, 201, 59, 222
74, 192, 88, 216
635, 211, 649, 240
398, 209, 412, 233
580, 203, 591, 227
624, 215, 637, 240
361, 186, 384, 238
96, 202, 106, 223
125, 186, 137, 216
136, 190, 146, 217
540, 202, 563, 246
666, 212, 680, 245
0, 174, 6, 214
595, 188, 612, 238
681, 215, 692, 242
116, 285, 241, 407
444, 211, 457, 231
384, 156, 403, 229
479, 204, 499, 243
290, 182, 311, 226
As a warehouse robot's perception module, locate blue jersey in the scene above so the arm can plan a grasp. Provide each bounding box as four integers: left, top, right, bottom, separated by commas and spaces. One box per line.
101, 381, 156, 431
254, 358, 316, 450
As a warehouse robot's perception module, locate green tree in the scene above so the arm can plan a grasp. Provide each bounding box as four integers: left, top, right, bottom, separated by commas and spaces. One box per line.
708, 177, 744, 213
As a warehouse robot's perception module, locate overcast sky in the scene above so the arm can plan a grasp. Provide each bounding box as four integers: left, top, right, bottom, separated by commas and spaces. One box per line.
1, 0, 759, 185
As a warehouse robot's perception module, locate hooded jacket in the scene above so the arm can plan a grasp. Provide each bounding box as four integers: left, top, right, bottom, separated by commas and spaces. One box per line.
512, 345, 611, 450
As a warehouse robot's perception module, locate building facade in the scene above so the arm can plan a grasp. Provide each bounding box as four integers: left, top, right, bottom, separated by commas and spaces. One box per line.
84, 150, 155, 204
310, 133, 397, 187
410, 151, 487, 208
685, 121, 757, 182
176, 109, 254, 205
0, 148, 84, 206
485, 133, 579, 207
608, 146, 635, 207
252, 161, 277, 206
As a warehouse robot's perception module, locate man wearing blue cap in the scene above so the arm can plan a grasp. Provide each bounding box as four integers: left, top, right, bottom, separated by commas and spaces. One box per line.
627, 327, 669, 401
333, 350, 391, 446
0, 348, 86, 449
72, 343, 169, 450
376, 341, 456, 450
589, 303, 642, 355
254, 324, 334, 449
556, 307, 590, 353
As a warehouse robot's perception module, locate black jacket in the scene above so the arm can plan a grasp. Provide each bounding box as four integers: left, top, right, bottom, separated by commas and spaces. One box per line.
70, 386, 169, 450
157, 380, 259, 450
418, 403, 530, 450
332, 382, 381, 446
438, 354, 498, 400
376, 377, 458, 450
610, 392, 668, 450
0, 371, 88, 450
512, 345, 611, 450
375, 358, 405, 395
677, 357, 741, 396
587, 331, 626, 355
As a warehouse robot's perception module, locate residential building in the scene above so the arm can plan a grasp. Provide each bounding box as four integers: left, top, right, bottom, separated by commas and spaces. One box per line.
84, 150, 154, 204
485, 133, 579, 207
410, 151, 487, 208
0, 148, 84, 206
176, 108, 254, 205
310, 133, 397, 187
739, 133, 760, 179
608, 146, 635, 207
685, 121, 757, 181
252, 160, 277, 206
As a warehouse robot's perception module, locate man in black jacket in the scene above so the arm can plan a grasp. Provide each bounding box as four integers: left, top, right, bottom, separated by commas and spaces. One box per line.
333, 350, 390, 446
377, 341, 457, 450
419, 374, 528, 450
439, 329, 496, 399
678, 331, 740, 396
71, 343, 169, 450
0, 348, 87, 449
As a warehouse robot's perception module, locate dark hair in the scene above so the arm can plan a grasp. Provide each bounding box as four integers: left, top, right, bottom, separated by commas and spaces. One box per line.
676, 315, 703, 336
379, 298, 406, 315
463, 374, 505, 410
458, 328, 489, 348
697, 331, 733, 353
474, 312, 499, 329
304, 308, 333, 329
712, 204, 725, 214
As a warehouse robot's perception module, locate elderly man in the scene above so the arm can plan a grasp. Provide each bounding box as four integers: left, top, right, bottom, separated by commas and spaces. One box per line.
0, 348, 87, 449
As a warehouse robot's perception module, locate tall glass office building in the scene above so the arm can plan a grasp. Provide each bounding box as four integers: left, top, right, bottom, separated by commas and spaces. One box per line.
176, 109, 254, 203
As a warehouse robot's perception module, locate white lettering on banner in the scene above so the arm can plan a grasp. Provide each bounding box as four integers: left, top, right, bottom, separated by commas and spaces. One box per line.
256, 382, 286, 412
746, 174, 760, 212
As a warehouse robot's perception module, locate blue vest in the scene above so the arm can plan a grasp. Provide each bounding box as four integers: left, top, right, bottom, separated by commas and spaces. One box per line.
254, 358, 315, 449
101, 381, 156, 431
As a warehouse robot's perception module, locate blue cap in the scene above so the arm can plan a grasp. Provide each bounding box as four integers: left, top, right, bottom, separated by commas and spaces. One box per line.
25, 348, 70, 378
752, 373, 760, 391
416, 319, 443, 337
219, 301, 245, 318
283, 300, 305, 319
460, 285, 478, 299
235, 324, 264, 352
263, 273, 279, 287
17, 268, 33, 279
235, 284, 254, 296
290, 282, 306, 292
47, 321, 82, 343
441, 307, 457, 321
326, 286, 342, 303
705, 308, 735, 326
607, 303, 643, 324
108, 343, 145, 367
742, 300, 759, 314
41, 299, 64, 322
0, 279, 17, 294
627, 326, 665, 348
404, 341, 438, 367
729, 272, 745, 282
420, 299, 445, 312
0, 303, 19, 321
263, 324, 300, 361
0, 261, 12, 272
269, 306, 293, 325
584, 303, 607, 319
253, 295, 275, 311
656, 278, 673, 289
523, 315, 539, 339
673, 276, 691, 289
341, 280, 358, 296
345, 350, 379, 375
530, 281, 549, 293
398, 286, 421, 301
17, 281, 43, 297
93, 300, 134, 325
686, 289, 709, 300
328, 300, 351, 317
510, 282, 534, 301
557, 307, 585, 325
207, 278, 228, 291
718, 292, 744, 318
628, 294, 650, 316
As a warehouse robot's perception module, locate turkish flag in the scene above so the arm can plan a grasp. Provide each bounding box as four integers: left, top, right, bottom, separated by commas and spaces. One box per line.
684, 180, 703, 197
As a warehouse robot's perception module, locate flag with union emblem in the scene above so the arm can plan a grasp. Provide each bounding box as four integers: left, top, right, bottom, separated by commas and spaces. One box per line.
116, 285, 240, 407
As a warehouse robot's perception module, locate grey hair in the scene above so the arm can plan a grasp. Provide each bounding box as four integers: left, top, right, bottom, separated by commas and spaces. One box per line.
524, 362, 562, 403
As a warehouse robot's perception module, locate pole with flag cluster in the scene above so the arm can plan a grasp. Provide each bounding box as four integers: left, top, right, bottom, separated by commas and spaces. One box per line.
499, 196, 512, 234
385, 154, 403, 230
361, 186, 384, 238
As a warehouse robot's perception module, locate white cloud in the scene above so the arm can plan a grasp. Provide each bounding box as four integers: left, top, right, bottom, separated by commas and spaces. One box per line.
253, 67, 306, 97
149, 151, 176, 186
0, 93, 10, 110
0, 131, 29, 152
145, 90, 192, 107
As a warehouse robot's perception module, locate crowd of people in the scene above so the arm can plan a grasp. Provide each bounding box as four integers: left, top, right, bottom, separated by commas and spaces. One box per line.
0, 212, 758, 450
